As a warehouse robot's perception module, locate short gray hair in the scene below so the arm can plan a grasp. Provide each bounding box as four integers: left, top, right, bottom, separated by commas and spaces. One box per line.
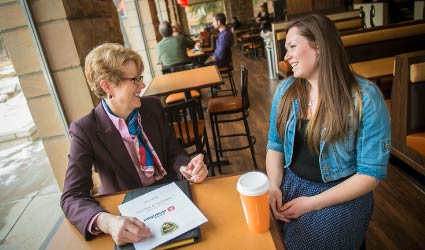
159, 21, 172, 37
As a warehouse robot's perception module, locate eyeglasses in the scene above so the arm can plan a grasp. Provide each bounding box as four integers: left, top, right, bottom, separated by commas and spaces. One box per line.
120, 75, 143, 85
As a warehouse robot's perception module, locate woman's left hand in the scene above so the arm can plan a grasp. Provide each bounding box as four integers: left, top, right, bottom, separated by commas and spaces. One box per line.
180, 154, 208, 183
281, 196, 318, 220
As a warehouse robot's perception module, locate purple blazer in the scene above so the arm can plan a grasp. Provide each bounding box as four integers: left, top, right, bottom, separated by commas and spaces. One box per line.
60, 96, 190, 240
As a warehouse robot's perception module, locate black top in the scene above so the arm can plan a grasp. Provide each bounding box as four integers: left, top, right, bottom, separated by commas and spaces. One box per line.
290, 119, 324, 183
257, 12, 271, 31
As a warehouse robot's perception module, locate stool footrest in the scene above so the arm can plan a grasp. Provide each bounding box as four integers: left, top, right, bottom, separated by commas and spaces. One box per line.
216, 136, 256, 153
219, 133, 248, 138
214, 115, 244, 123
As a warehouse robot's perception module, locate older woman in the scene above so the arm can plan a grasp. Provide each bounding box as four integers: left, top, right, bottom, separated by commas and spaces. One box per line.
267, 14, 390, 249
60, 43, 208, 246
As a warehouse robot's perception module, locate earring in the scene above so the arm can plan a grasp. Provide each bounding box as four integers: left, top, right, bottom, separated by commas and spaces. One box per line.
109, 94, 112, 99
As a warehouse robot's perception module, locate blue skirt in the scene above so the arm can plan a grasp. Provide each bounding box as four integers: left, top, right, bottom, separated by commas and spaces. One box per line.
280, 168, 373, 250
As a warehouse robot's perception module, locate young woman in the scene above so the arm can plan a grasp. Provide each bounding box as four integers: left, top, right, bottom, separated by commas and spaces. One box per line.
266, 14, 390, 249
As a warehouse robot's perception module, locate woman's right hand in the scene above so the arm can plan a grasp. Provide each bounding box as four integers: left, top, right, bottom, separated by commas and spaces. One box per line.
269, 186, 290, 222
96, 213, 152, 246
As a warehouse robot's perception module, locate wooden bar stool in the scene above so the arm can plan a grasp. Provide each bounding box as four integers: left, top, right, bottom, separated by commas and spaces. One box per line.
242, 29, 264, 60
207, 65, 257, 174
213, 59, 237, 97
162, 62, 202, 108
164, 99, 213, 175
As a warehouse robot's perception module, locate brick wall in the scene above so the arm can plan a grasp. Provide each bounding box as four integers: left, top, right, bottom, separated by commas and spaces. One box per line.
226, 0, 254, 24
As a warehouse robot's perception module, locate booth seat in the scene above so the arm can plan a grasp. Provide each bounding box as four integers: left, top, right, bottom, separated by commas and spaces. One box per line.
391, 50, 425, 176
341, 20, 425, 63
273, 13, 364, 78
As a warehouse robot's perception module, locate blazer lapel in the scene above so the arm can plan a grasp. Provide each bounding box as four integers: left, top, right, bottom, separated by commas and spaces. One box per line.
139, 102, 164, 163
94, 103, 141, 186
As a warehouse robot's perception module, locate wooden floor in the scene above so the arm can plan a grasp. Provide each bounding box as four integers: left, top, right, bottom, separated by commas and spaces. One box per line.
198, 48, 425, 249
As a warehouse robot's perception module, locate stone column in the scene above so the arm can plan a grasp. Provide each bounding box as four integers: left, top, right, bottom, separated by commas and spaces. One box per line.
120, 0, 163, 78
156, 0, 169, 22
177, 4, 190, 34
167, 0, 179, 25
0, 0, 123, 190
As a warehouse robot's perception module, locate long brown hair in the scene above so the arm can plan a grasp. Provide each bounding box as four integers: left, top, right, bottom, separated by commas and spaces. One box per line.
277, 14, 361, 153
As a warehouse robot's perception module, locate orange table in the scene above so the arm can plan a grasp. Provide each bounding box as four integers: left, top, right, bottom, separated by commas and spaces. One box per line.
143, 65, 223, 99
42, 175, 284, 250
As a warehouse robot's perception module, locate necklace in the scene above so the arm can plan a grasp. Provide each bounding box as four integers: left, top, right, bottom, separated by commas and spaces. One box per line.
308, 99, 315, 107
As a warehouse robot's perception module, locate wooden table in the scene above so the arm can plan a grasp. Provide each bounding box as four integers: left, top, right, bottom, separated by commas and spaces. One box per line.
42, 175, 284, 250
187, 48, 205, 58
187, 47, 214, 58
143, 65, 223, 99
351, 57, 394, 80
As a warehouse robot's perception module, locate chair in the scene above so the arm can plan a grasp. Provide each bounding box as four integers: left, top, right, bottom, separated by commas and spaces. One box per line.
391, 50, 425, 176
275, 31, 294, 78
164, 99, 213, 175
199, 31, 210, 48
207, 65, 258, 175
210, 34, 218, 51
162, 61, 194, 74
162, 62, 202, 106
236, 29, 250, 50
242, 28, 264, 60
215, 58, 237, 97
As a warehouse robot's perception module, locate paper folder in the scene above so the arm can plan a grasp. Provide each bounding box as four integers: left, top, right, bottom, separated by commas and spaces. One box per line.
115, 180, 201, 250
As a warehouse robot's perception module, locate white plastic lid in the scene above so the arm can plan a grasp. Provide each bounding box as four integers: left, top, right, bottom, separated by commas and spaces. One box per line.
237, 171, 270, 196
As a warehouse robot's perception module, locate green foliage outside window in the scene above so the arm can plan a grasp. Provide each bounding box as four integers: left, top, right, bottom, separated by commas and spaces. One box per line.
186, 1, 224, 33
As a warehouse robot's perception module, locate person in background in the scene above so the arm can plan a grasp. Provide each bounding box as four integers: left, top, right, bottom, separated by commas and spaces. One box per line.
231, 16, 241, 31
116, 0, 126, 19
172, 23, 181, 36
157, 21, 194, 69
204, 13, 233, 68
61, 43, 208, 246
256, 3, 271, 32
266, 14, 390, 249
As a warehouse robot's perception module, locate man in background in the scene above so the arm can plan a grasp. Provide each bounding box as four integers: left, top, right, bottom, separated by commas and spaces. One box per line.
204, 13, 233, 68
157, 21, 194, 70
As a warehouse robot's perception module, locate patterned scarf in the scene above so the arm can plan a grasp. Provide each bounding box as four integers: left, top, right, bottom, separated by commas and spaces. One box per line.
102, 100, 166, 178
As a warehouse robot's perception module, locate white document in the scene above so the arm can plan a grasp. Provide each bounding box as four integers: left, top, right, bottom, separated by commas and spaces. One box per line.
118, 182, 208, 250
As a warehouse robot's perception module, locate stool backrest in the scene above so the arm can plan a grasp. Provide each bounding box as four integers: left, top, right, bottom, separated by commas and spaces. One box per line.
162, 62, 194, 74
240, 65, 250, 110
163, 98, 203, 152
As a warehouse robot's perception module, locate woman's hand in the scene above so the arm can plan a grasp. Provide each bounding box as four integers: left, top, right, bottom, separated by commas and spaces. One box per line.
269, 185, 290, 222
281, 196, 318, 220
96, 213, 152, 246
180, 154, 208, 183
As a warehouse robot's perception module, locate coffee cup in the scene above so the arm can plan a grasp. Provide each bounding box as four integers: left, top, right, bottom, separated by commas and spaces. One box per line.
236, 171, 270, 233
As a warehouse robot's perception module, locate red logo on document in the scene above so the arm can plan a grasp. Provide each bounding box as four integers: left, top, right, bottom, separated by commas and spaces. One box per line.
167, 206, 175, 211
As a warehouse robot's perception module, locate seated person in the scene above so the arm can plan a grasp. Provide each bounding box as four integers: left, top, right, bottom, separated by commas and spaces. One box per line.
204, 13, 233, 69
256, 3, 271, 32
60, 43, 208, 246
232, 17, 241, 30
172, 23, 181, 36
157, 21, 194, 69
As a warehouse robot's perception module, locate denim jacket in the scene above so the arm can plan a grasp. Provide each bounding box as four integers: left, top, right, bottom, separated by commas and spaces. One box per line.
267, 76, 391, 182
